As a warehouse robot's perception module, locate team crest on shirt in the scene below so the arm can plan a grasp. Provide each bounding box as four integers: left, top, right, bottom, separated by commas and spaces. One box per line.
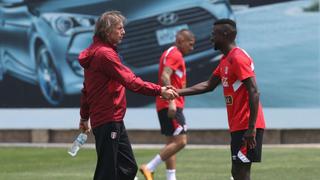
221, 77, 229, 87
111, 132, 117, 139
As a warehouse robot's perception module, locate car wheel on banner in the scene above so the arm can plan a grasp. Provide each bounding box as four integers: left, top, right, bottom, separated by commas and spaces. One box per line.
36, 44, 64, 106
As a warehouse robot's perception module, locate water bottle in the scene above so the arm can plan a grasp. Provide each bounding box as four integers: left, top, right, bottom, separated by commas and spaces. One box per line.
68, 133, 88, 157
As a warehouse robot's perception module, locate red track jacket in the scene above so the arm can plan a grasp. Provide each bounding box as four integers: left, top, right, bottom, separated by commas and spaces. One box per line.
78, 36, 161, 128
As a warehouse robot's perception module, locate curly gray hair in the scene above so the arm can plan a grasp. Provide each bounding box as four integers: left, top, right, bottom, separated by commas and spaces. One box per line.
94, 11, 126, 41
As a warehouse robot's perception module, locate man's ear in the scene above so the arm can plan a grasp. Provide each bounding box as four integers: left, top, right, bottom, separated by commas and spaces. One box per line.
176, 37, 184, 47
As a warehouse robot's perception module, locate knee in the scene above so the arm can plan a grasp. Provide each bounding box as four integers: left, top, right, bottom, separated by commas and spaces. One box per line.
178, 137, 187, 149
181, 138, 187, 147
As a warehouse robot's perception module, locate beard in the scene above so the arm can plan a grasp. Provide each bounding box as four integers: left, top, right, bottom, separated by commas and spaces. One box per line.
213, 42, 221, 51
211, 39, 221, 51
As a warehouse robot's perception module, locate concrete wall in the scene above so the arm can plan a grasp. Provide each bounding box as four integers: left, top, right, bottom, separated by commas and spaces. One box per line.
1, 129, 320, 144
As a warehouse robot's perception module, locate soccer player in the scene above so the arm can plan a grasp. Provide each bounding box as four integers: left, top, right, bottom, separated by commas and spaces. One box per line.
77, 11, 178, 180
140, 29, 195, 180
177, 19, 266, 180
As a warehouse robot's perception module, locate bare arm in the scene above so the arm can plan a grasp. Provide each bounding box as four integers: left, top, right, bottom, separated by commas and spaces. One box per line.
161, 66, 173, 86
243, 76, 260, 149
178, 74, 221, 96
243, 77, 259, 130
161, 66, 177, 118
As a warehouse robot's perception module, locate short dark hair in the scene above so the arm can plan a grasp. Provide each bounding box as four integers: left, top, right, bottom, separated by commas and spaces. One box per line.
176, 29, 195, 40
214, 18, 237, 41
214, 19, 236, 30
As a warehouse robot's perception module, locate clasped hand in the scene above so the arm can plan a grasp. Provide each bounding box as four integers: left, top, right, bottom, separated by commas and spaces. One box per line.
160, 85, 179, 100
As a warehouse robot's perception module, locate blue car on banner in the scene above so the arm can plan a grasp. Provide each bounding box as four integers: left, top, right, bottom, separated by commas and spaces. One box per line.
0, 0, 234, 106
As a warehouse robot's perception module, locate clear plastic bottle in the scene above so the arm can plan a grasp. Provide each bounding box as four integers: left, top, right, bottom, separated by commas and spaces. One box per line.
68, 133, 88, 157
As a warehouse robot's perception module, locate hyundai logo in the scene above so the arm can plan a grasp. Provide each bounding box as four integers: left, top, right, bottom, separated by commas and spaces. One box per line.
157, 12, 178, 25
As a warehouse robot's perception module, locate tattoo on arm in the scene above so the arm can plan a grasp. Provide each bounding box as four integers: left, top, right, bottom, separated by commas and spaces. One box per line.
161, 66, 173, 86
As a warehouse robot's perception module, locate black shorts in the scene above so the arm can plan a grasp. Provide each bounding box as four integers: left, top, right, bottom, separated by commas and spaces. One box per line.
230, 128, 264, 163
157, 108, 187, 136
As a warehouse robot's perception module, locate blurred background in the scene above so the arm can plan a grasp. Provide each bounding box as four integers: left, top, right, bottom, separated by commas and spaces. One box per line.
0, 0, 319, 144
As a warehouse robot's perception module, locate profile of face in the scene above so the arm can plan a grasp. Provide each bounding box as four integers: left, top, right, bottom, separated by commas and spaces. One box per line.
180, 37, 195, 55
107, 22, 125, 45
211, 25, 226, 51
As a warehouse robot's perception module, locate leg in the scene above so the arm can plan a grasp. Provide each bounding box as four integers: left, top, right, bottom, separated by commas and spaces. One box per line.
165, 137, 177, 170
93, 123, 119, 180
165, 155, 177, 180
165, 154, 176, 170
164, 137, 179, 180
160, 108, 187, 161
140, 108, 187, 180
162, 134, 187, 180
118, 123, 138, 180
160, 134, 187, 161
230, 129, 264, 180
140, 135, 187, 180
232, 162, 251, 180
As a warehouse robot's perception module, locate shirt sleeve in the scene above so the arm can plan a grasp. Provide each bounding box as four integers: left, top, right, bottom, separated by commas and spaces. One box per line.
163, 53, 181, 71
80, 82, 89, 120
99, 49, 162, 96
232, 54, 255, 81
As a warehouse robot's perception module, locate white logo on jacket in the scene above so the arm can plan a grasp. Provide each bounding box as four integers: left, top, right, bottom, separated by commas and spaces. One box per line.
110, 132, 117, 139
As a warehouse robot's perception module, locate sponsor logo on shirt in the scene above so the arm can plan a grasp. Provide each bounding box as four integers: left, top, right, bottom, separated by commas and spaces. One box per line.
225, 95, 233, 105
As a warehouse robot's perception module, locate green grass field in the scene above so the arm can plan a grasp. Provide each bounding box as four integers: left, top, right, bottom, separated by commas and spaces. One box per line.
0, 146, 319, 180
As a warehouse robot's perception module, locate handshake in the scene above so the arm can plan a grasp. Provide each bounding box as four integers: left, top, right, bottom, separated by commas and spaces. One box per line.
160, 85, 179, 100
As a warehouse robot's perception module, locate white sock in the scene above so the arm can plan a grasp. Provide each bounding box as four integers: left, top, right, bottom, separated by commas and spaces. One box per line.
146, 154, 163, 172
166, 169, 176, 180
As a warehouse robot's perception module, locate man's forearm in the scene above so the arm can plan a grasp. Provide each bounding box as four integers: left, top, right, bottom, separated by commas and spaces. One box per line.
161, 66, 173, 87
248, 91, 259, 129
162, 75, 171, 86
178, 81, 213, 96
243, 77, 260, 130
